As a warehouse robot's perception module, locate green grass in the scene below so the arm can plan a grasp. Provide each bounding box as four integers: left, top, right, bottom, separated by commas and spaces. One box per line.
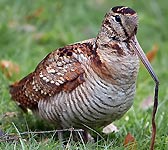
0, 0, 168, 149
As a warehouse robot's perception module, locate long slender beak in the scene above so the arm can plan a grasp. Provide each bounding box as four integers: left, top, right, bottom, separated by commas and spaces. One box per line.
130, 36, 159, 150
130, 36, 159, 84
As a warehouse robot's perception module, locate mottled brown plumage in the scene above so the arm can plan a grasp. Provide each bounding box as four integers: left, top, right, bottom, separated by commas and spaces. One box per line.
10, 42, 96, 109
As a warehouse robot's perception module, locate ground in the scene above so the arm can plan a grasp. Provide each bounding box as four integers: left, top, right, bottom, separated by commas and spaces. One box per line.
0, 0, 167, 149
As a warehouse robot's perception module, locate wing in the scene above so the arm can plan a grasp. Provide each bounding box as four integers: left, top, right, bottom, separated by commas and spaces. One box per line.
10, 38, 95, 110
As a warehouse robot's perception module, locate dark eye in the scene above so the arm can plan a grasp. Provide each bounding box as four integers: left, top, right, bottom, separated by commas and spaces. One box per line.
114, 15, 121, 23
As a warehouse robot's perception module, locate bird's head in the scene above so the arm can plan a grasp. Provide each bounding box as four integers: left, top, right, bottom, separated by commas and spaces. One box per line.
100, 6, 138, 42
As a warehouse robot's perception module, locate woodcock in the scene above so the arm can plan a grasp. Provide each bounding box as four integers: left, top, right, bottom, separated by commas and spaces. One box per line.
10, 6, 158, 134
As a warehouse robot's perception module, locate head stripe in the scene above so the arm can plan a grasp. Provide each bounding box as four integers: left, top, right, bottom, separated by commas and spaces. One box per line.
112, 6, 136, 15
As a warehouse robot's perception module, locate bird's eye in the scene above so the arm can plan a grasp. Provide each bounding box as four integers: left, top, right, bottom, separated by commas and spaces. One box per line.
114, 15, 121, 23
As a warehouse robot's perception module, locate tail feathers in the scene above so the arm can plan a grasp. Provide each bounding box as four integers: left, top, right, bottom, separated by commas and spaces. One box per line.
9, 73, 35, 112
9, 82, 24, 101
10, 73, 33, 99
9, 82, 24, 98
9, 83, 28, 113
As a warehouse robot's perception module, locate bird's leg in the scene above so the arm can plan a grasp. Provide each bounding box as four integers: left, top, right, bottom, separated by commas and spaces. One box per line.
76, 129, 94, 143
82, 130, 89, 143
57, 130, 64, 143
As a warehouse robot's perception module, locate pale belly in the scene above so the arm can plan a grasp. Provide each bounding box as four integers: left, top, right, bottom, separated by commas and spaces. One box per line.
37, 76, 136, 128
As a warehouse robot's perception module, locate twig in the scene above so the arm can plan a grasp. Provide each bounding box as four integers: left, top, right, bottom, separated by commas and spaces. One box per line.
150, 84, 159, 150
0, 129, 84, 143
19, 129, 84, 135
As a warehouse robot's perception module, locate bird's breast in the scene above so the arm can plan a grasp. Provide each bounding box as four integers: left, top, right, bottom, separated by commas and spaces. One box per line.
38, 63, 137, 128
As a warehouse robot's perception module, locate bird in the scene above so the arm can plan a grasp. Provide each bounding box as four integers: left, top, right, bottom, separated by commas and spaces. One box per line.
10, 6, 157, 140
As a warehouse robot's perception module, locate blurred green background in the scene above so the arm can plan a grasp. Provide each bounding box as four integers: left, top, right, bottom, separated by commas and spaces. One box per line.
0, 0, 167, 149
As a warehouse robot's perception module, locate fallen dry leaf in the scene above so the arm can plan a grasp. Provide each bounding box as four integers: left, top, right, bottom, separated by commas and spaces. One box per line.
0, 60, 20, 78
140, 95, 153, 110
146, 44, 158, 62
123, 133, 137, 150
102, 123, 119, 134
26, 7, 44, 20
